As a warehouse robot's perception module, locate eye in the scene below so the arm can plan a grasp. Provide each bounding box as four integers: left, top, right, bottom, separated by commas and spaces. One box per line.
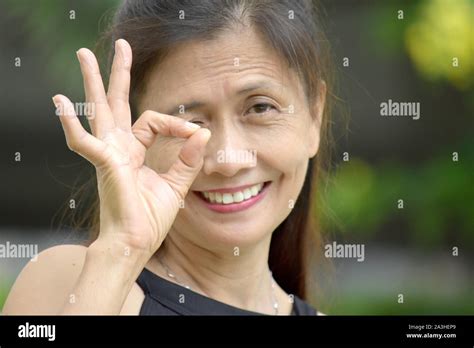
189, 119, 205, 126
247, 102, 277, 115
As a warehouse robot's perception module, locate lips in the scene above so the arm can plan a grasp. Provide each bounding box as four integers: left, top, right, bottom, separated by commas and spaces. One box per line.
193, 181, 271, 213
200, 182, 264, 205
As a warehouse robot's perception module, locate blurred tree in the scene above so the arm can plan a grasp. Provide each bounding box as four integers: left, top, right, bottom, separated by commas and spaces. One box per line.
2, 0, 119, 95
317, 138, 474, 247
405, 0, 474, 90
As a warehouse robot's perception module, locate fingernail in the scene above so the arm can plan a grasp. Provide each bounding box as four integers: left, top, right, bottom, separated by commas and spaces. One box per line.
76, 49, 93, 69
115, 40, 122, 59
185, 121, 201, 129
75, 50, 82, 63
199, 129, 211, 156
116, 39, 130, 66
202, 128, 211, 141
52, 96, 62, 116
52, 96, 59, 107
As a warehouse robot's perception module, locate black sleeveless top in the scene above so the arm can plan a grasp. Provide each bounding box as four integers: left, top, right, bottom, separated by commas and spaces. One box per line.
136, 267, 318, 315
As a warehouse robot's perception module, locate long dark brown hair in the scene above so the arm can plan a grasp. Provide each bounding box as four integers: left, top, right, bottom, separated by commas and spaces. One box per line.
65, 0, 334, 302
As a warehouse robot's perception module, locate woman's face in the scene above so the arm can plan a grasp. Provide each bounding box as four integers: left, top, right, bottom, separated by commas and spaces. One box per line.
140, 27, 324, 251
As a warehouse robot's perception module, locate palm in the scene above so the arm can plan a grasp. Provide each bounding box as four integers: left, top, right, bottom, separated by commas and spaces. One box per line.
91, 129, 174, 248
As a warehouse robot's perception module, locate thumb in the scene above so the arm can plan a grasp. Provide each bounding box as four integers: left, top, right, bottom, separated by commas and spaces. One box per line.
162, 128, 211, 201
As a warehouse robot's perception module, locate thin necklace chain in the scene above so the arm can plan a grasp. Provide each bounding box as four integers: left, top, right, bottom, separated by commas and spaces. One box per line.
158, 256, 279, 315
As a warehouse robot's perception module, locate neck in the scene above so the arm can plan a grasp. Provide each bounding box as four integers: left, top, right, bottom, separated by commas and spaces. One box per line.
152, 230, 282, 314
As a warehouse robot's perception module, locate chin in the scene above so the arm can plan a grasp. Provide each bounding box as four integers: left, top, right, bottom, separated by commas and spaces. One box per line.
196, 218, 276, 250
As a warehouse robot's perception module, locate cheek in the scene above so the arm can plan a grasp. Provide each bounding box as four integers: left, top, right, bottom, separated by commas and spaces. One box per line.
270, 150, 308, 212
145, 138, 184, 173
252, 119, 310, 171
264, 145, 308, 193
253, 123, 310, 197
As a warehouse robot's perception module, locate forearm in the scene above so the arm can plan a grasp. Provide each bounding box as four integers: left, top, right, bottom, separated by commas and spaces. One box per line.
60, 239, 150, 315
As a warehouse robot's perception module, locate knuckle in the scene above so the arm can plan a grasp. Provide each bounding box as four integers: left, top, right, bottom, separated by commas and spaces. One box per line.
66, 139, 78, 152
89, 70, 102, 78
66, 131, 88, 153
107, 91, 128, 105
143, 109, 163, 121
161, 174, 188, 203
142, 110, 154, 119
171, 183, 187, 203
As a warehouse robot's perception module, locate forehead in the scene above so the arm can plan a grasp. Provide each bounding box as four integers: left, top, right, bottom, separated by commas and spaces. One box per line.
141, 27, 304, 108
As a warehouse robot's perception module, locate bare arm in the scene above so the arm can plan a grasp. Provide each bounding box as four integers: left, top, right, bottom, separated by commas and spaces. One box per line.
2, 242, 145, 315
59, 239, 148, 315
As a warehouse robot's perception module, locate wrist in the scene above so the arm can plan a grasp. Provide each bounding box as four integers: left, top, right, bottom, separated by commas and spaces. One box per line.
62, 239, 151, 315
87, 237, 151, 272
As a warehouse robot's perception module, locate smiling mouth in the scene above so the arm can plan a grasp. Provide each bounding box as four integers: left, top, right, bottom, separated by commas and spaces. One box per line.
195, 181, 270, 205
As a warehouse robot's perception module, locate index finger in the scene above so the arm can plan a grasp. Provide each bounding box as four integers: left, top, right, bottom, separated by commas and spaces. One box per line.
131, 111, 202, 149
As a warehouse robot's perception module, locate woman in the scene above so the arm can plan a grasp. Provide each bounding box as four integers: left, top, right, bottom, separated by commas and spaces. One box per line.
4, 0, 331, 315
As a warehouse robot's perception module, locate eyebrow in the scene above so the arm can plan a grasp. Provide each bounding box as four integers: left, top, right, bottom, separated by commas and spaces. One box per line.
165, 81, 283, 116
166, 101, 205, 116
236, 81, 283, 95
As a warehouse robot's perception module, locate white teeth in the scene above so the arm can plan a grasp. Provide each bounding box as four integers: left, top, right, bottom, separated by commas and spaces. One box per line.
201, 182, 266, 204
250, 185, 259, 196
208, 192, 216, 203
222, 193, 233, 204
233, 191, 244, 203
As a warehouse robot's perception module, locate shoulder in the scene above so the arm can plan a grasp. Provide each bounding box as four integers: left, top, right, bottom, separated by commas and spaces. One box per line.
2, 244, 144, 315
2, 244, 87, 314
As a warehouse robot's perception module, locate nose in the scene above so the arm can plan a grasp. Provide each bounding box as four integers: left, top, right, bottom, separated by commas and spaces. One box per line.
202, 121, 257, 177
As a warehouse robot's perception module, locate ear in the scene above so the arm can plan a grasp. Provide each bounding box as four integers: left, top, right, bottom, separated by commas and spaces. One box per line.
308, 80, 326, 158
